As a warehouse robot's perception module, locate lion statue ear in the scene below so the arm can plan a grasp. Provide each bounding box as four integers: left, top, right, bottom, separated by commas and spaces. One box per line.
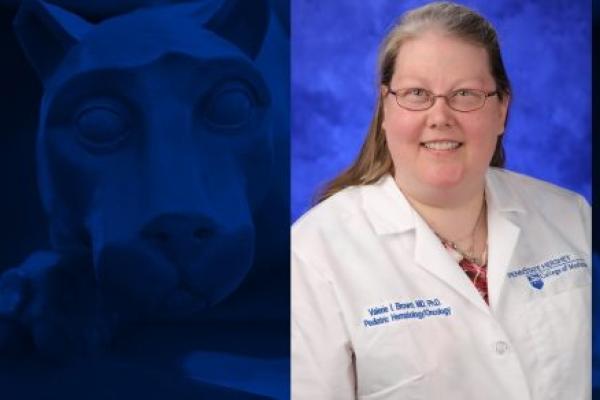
13, 0, 93, 83
204, 0, 270, 60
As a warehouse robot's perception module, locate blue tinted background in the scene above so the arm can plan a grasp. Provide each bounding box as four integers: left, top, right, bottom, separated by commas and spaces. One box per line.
292, 0, 591, 221
0, 0, 289, 398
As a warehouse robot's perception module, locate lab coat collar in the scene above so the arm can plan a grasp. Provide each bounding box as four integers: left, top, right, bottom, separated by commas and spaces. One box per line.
361, 174, 491, 312
361, 169, 526, 312
484, 168, 526, 215
360, 170, 526, 235
360, 174, 416, 235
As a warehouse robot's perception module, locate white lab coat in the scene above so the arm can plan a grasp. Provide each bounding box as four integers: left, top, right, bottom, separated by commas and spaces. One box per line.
292, 168, 590, 400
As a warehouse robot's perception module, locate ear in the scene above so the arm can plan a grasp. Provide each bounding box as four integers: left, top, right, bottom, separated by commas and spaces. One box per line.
379, 87, 389, 132
498, 94, 510, 134
13, 0, 93, 83
204, 0, 270, 59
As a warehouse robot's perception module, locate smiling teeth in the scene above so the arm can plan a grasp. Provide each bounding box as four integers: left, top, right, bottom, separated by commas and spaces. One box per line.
422, 141, 461, 150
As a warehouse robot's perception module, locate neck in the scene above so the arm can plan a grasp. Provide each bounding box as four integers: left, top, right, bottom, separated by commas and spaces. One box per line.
401, 183, 486, 244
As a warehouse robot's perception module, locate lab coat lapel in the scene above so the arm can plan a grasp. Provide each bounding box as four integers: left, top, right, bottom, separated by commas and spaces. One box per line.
486, 209, 520, 309
485, 170, 524, 309
413, 214, 490, 314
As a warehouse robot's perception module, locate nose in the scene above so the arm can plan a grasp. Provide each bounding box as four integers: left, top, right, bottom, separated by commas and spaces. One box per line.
140, 213, 217, 245
426, 95, 455, 129
138, 212, 254, 307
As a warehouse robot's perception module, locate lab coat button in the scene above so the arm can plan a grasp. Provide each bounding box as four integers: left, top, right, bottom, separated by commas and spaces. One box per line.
495, 341, 509, 355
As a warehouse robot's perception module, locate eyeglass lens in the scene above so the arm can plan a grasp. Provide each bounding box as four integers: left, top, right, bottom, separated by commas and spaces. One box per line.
394, 89, 489, 111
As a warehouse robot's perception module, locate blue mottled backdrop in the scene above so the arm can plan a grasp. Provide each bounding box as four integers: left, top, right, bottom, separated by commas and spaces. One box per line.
291, 0, 591, 222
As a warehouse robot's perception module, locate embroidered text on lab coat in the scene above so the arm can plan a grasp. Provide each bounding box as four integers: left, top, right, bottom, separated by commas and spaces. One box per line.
362, 298, 452, 328
506, 254, 587, 290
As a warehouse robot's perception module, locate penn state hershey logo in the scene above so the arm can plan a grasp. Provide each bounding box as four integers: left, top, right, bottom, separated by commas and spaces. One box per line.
526, 272, 544, 290
507, 255, 587, 290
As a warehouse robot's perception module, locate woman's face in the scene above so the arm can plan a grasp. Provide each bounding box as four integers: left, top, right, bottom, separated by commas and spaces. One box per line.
382, 30, 509, 204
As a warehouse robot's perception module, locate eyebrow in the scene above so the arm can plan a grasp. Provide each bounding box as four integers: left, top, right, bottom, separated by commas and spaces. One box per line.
392, 77, 489, 89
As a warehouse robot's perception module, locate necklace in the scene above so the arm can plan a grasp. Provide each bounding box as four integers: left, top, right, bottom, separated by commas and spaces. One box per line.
435, 196, 487, 265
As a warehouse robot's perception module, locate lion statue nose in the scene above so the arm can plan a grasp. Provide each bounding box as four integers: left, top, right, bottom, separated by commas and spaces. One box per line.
95, 213, 254, 319
140, 214, 217, 245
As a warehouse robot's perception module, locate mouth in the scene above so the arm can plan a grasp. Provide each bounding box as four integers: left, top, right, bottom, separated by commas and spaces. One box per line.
420, 140, 463, 151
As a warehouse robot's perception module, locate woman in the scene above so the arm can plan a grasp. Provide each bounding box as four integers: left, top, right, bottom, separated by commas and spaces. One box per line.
291, 2, 590, 400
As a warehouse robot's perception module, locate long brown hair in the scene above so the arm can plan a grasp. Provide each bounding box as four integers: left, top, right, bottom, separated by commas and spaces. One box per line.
316, 2, 511, 203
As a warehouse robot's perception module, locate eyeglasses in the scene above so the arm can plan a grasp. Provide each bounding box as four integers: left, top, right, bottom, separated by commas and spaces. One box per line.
387, 87, 499, 112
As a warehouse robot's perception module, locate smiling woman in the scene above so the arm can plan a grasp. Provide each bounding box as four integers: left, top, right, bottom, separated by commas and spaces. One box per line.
291, 2, 591, 400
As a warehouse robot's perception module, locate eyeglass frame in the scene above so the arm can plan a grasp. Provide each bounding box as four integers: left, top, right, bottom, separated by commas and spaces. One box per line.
385, 87, 499, 112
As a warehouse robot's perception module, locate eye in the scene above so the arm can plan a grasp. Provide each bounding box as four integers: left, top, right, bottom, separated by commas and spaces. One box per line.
408, 88, 427, 97
454, 89, 476, 97
76, 104, 129, 151
400, 88, 429, 100
398, 88, 430, 105
203, 81, 257, 129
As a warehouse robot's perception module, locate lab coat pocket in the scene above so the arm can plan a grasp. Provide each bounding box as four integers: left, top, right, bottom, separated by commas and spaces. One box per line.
358, 373, 427, 400
524, 280, 590, 399
354, 323, 434, 400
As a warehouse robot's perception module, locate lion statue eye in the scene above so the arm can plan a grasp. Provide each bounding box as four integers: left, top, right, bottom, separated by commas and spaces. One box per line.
76, 105, 129, 151
203, 81, 257, 129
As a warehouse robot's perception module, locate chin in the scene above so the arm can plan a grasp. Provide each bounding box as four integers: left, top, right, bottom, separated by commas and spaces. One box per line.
420, 165, 466, 189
